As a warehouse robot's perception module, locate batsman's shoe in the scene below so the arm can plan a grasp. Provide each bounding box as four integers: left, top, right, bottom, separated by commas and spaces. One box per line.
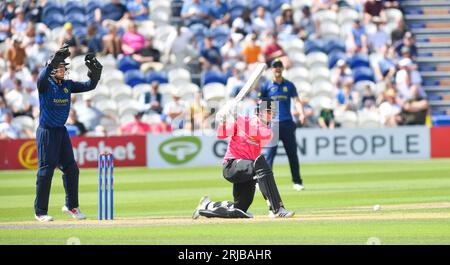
192, 196, 211, 220
293, 183, 305, 191
62, 206, 87, 220
34, 214, 53, 222
269, 207, 295, 218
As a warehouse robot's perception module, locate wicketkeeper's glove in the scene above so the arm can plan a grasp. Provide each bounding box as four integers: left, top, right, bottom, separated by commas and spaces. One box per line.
50, 43, 70, 68
85, 53, 103, 81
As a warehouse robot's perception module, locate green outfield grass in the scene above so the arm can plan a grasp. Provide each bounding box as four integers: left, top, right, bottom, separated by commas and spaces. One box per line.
1, 159, 450, 245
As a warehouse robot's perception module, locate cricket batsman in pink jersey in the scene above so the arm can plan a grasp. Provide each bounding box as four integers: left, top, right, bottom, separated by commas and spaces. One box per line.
192, 100, 294, 219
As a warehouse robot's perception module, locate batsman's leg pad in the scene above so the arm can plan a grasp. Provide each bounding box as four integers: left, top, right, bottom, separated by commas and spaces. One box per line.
199, 201, 253, 218
254, 155, 283, 212
198, 208, 253, 218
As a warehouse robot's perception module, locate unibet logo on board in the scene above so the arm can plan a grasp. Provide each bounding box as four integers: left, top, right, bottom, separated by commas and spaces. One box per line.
159, 137, 201, 165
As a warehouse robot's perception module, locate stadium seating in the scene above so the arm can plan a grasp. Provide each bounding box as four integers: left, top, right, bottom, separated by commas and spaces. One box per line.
304, 39, 326, 54
349, 53, 370, 69
118, 57, 141, 73
125, 70, 146, 87
146, 71, 169, 84
1, 0, 442, 138
352, 67, 375, 83
202, 71, 227, 86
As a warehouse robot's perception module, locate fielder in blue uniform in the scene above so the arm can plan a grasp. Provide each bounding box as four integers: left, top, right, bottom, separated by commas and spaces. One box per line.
259, 59, 306, 191
34, 44, 103, 222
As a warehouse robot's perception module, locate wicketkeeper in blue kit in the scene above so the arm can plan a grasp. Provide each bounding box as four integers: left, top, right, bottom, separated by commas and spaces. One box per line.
34, 44, 103, 222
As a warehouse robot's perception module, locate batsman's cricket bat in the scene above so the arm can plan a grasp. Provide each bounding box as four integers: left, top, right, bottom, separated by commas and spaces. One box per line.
233, 63, 267, 103
216, 63, 266, 121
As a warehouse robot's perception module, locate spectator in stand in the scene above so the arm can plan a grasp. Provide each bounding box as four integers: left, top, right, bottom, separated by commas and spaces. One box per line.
139, 80, 163, 114
2, 0, 16, 21
231, 8, 253, 37
166, 24, 195, 67
227, 61, 246, 97
336, 78, 359, 112
368, 16, 389, 53
74, 95, 106, 131
23, 74, 39, 109
80, 24, 103, 55
199, 36, 222, 70
398, 46, 413, 64
363, 0, 387, 24
163, 89, 188, 130
331, 59, 352, 89
10, 7, 28, 37
0, 111, 20, 139
384, 0, 400, 9
396, 58, 425, 104
22, 22, 37, 49
119, 111, 152, 135
208, 0, 230, 27
27, 33, 51, 70
121, 20, 145, 56
59, 22, 79, 58
318, 98, 335, 129
66, 108, 87, 136
220, 37, 242, 65
391, 19, 408, 45
401, 88, 429, 125
23, 67, 39, 95
186, 91, 208, 131
102, 22, 122, 58
312, 0, 338, 12
181, 0, 209, 27
6, 35, 27, 69
292, 96, 316, 128
0, 12, 10, 43
241, 33, 263, 65
379, 88, 402, 127
132, 37, 163, 73
4, 79, 32, 117
126, 0, 149, 21
262, 33, 290, 68
0, 96, 9, 122
371, 44, 396, 82
394, 31, 417, 60
348, 18, 368, 54
1, 65, 17, 93
252, 6, 274, 34
299, 5, 316, 39
360, 83, 378, 111
275, 4, 295, 35
98, 0, 128, 22
23, 0, 43, 23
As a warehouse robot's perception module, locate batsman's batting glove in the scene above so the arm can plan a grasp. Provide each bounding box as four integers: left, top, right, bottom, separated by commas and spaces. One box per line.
216, 103, 236, 124
50, 43, 70, 68
85, 53, 103, 81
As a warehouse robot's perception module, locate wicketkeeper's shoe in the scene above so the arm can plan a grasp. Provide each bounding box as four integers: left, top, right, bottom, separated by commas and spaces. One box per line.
34, 214, 53, 222
62, 206, 87, 220
192, 195, 211, 220
269, 207, 295, 218
293, 183, 305, 191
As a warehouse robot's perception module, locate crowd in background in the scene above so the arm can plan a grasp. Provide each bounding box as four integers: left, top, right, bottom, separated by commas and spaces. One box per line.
0, 0, 429, 140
